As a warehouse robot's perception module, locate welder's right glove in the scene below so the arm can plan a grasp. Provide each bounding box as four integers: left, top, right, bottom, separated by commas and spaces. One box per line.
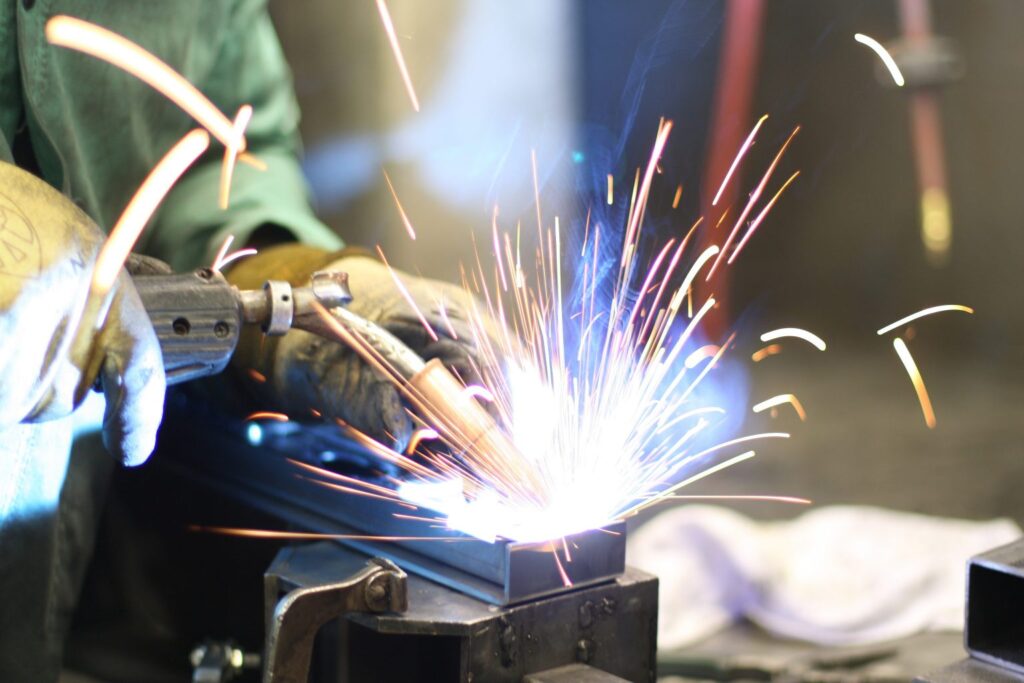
227, 244, 497, 451
0, 162, 166, 466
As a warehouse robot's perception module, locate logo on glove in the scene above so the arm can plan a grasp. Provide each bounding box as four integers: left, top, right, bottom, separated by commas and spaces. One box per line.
0, 192, 41, 278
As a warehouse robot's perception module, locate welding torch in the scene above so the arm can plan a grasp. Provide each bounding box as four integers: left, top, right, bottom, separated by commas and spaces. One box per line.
132, 266, 520, 465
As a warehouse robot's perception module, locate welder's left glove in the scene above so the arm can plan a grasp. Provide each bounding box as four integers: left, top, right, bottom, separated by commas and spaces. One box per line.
227, 245, 497, 450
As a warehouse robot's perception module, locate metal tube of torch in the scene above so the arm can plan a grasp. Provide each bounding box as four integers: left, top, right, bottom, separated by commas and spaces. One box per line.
297, 304, 536, 497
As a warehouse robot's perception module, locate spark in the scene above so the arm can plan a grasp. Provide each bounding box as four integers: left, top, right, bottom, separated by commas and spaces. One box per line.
92, 130, 210, 295
760, 327, 826, 351
375, 245, 439, 341
191, 526, 474, 542
552, 550, 572, 587
707, 125, 799, 281
375, 0, 420, 111
892, 337, 936, 428
751, 344, 782, 362
406, 427, 440, 455
211, 234, 257, 272
607, 174, 614, 205
462, 385, 495, 403
383, 169, 417, 240
854, 33, 905, 87
752, 393, 807, 421
247, 369, 267, 383
46, 17, 256, 169
728, 170, 801, 265
712, 114, 768, 206
672, 184, 683, 209
684, 345, 720, 369
245, 411, 289, 422
876, 305, 974, 336
652, 494, 811, 504
219, 105, 253, 209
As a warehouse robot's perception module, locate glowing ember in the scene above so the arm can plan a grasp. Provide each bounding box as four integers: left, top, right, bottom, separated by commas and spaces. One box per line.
877, 304, 975, 336
245, 411, 290, 422
752, 393, 807, 421
382, 169, 418, 240
93, 129, 210, 295
854, 33, 906, 87
759, 327, 827, 352
892, 337, 936, 428
375, 0, 420, 112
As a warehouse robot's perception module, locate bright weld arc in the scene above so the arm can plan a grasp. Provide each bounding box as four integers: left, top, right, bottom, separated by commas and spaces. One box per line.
854, 33, 906, 87
375, 0, 420, 112
760, 327, 826, 351
892, 337, 936, 428
752, 393, 807, 421
232, 125, 817, 545
876, 305, 975, 336
92, 129, 210, 295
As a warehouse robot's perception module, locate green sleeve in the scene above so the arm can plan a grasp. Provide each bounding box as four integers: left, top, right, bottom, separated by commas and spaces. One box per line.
144, 0, 342, 272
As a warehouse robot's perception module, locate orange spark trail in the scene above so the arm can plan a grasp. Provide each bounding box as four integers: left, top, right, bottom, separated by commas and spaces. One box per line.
375, 0, 420, 112
877, 305, 975, 335
707, 125, 799, 281
245, 411, 289, 422
375, 246, 439, 341
672, 184, 683, 209
191, 526, 474, 542
751, 344, 782, 362
383, 170, 417, 240
893, 337, 936, 428
46, 17, 245, 151
728, 170, 801, 264
219, 105, 253, 209
406, 427, 440, 455
654, 495, 812, 504
92, 130, 210, 295
712, 114, 768, 206
752, 393, 807, 421
760, 327, 826, 351
607, 174, 614, 205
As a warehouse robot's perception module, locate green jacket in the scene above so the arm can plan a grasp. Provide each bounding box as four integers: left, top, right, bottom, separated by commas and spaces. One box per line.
0, 0, 342, 271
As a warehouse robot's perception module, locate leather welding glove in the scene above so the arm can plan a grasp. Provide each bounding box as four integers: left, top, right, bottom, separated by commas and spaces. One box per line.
0, 161, 166, 466
228, 245, 495, 451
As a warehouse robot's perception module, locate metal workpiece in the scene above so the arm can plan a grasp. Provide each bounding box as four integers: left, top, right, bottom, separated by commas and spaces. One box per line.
964, 538, 1024, 675
263, 545, 407, 683
133, 268, 242, 385
159, 399, 628, 606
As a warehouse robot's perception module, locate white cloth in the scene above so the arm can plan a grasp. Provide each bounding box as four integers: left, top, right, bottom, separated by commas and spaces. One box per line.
627, 505, 1021, 648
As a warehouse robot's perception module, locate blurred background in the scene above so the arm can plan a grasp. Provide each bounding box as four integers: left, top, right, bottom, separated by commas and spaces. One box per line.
268, 0, 1024, 522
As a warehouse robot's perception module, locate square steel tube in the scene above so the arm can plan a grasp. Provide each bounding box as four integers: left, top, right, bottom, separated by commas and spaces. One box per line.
157, 405, 628, 605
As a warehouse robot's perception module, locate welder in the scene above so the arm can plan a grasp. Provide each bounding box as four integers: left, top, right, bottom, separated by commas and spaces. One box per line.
0, 3, 483, 681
